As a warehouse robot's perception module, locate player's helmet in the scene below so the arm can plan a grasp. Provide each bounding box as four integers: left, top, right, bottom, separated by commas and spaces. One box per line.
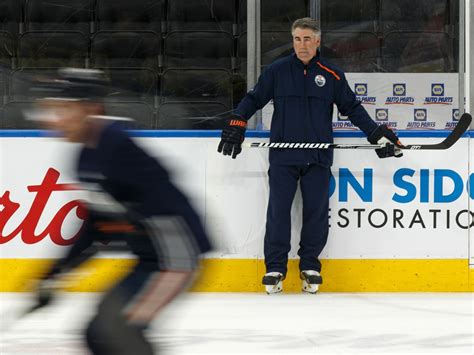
30, 68, 109, 102
23, 68, 110, 123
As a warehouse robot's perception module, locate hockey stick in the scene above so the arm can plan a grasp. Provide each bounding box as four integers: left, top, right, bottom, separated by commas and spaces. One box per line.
397, 113, 471, 150
243, 113, 472, 150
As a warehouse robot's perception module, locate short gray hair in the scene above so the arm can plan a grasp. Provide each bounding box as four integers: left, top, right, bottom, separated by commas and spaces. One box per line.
291, 17, 321, 37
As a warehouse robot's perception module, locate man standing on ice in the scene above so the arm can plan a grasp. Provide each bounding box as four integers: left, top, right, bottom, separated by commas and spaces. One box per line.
218, 18, 403, 294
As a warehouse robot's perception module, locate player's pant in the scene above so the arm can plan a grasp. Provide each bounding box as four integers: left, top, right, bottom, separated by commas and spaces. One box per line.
264, 163, 331, 276
85, 262, 194, 355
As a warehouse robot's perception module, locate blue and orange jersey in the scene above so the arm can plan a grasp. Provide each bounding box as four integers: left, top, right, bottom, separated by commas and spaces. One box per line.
235, 51, 378, 166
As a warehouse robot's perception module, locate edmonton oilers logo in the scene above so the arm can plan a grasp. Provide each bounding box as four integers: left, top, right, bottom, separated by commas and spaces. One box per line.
315, 75, 326, 87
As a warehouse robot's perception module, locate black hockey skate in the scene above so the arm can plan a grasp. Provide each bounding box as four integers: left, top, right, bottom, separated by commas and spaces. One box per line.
262, 272, 285, 294
300, 270, 322, 294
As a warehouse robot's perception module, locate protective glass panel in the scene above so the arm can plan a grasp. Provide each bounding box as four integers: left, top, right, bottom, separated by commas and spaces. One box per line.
0, 0, 243, 129
319, 0, 460, 132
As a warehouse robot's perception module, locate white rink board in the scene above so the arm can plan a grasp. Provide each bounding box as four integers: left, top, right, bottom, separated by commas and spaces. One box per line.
0, 136, 471, 259
470, 137, 474, 266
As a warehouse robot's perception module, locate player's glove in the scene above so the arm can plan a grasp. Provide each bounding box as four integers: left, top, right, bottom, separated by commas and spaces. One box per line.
368, 125, 403, 159
218, 116, 247, 159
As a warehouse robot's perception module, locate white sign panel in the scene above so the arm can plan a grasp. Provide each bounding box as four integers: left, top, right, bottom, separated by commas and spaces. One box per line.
0, 137, 471, 259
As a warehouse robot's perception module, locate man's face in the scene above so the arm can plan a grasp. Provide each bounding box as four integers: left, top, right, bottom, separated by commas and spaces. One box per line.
292, 27, 320, 65
38, 99, 92, 142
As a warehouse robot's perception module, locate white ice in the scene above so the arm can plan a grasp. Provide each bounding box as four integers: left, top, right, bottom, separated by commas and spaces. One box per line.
0, 292, 473, 355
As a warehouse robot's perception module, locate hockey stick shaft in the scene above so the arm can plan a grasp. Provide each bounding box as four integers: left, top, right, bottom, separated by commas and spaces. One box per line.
243, 142, 384, 149
244, 113, 472, 151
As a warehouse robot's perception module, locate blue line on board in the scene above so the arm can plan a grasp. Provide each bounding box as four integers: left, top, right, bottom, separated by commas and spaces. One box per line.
0, 130, 473, 138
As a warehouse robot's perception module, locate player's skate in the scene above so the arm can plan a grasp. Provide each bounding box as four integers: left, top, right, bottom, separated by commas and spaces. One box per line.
300, 270, 322, 294
262, 272, 284, 294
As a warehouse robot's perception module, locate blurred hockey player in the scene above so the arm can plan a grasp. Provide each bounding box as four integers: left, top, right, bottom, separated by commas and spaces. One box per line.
29, 68, 212, 354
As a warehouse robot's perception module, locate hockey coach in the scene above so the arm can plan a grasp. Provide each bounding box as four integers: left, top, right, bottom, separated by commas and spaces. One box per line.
218, 17, 403, 294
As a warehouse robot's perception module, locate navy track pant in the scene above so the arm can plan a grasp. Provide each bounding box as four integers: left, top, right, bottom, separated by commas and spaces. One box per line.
86, 262, 194, 355
85, 263, 157, 355
264, 163, 331, 276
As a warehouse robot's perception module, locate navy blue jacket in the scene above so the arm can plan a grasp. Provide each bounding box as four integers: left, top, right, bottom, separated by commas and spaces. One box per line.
46, 120, 211, 277
77, 121, 212, 255
235, 52, 378, 167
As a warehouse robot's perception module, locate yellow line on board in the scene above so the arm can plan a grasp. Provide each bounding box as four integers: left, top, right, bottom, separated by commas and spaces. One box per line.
0, 258, 472, 292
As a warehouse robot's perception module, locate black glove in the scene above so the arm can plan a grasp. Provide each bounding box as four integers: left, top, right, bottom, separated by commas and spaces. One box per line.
218, 117, 247, 159
368, 125, 403, 159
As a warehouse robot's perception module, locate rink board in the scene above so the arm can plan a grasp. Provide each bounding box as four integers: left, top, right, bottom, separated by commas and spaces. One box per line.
0, 258, 473, 292
0, 133, 472, 292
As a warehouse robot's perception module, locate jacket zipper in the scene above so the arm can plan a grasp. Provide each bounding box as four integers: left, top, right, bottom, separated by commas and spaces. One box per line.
303, 64, 311, 147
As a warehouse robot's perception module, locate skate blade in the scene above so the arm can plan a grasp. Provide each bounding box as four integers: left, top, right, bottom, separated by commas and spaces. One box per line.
302, 281, 319, 294
265, 281, 283, 295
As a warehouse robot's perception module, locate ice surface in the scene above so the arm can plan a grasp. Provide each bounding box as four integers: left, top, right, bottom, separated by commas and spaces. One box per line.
0, 292, 473, 354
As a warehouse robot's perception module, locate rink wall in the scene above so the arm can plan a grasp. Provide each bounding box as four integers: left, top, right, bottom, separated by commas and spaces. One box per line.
0, 131, 473, 292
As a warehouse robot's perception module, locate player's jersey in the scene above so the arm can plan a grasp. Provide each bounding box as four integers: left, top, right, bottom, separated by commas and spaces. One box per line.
235, 52, 378, 166
73, 118, 212, 269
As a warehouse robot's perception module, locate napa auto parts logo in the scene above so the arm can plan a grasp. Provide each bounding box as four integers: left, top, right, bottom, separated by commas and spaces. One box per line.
328, 168, 473, 230
385, 84, 415, 105
424, 83, 453, 105
445, 109, 460, 129
406, 109, 436, 129
374, 109, 397, 128
0, 168, 86, 245
354, 83, 376, 105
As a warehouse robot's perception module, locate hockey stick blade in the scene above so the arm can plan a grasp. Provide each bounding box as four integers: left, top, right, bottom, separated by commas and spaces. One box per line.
243, 113, 472, 151
397, 113, 471, 150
